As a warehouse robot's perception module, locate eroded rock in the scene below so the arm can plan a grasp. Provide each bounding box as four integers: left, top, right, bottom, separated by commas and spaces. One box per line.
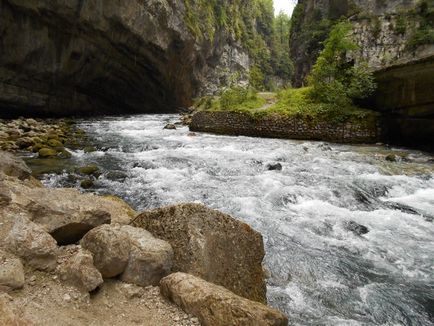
120, 225, 173, 287
81, 225, 131, 278
0, 150, 31, 180
0, 250, 25, 292
57, 245, 103, 292
160, 272, 288, 326
0, 214, 58, 271
132, 203, 267, 303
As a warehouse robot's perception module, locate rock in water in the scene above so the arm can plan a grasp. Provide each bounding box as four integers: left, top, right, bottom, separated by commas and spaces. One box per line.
81, 225, 131, 278
345, 221, 369, 236
266, 163, 283, 171
132, 203, 267, 303
0, 250, 25, 292
57, 246, 103, 292
160, 272, 288, 326
0, 150, 31, 180
164, 124, 177, 130
120, 225, 173, 287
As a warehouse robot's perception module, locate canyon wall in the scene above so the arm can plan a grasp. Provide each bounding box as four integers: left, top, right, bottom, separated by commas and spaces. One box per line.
0, 0, 252, 117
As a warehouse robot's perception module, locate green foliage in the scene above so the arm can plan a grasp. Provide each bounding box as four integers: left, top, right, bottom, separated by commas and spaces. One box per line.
249, 66, 265, 90
408, 0, 434, 48
220, 87, 265, 110
184, 0, 293, 90
394, 15, 407, 35
269, 87, 378, 123
308, 22, 376, 106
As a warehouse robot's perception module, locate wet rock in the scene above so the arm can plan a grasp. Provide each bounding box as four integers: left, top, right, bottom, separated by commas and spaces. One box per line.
83, 146, 97, 153
81, 225, 131, 278
38, 148, 58, 158
47, 139, 63, 148
120, 225, 173, 287
15, 137, 35, 149
0, 214, 58, 271
344, 221, 369, 235
164, 124, 177, 130
106, 171, 128, 181
266, 163, 282, 171
58, 149, 72, 159
80, 179, 94, 189
57, 245, 103, 292
160, 272, 288, 326
132, 203, 267, 303
187, 132, 197, 137
0, 150, 31, 180
78, 165, 100, 176
0, 250, 25, 292
385, 154, 397, 162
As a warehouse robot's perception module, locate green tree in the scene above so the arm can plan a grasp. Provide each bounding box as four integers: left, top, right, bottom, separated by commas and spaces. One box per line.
308, 22, 376, 106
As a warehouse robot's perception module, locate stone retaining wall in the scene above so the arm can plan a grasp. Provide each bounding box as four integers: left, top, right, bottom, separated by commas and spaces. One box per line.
190, 111, 382, 143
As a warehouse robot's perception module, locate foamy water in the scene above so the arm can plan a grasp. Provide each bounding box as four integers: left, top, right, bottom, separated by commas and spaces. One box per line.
40, 114, 434, 325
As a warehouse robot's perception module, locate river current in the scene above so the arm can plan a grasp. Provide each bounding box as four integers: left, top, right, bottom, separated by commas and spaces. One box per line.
37, 114, 434, 325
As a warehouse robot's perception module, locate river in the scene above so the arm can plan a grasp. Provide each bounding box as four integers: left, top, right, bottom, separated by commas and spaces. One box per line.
33, 114, 434, 325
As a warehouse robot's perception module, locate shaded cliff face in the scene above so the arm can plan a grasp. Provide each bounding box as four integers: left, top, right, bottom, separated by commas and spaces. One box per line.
0, 0, 250, 117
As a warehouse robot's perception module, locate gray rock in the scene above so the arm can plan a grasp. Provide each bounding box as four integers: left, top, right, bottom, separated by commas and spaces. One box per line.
160, 272, 288, 326
81, 224, 131, 278
0, 250, 25, 292
0, 151, 31, 180
0, 214, 58, 271
57, 245, 103, 292
345, 221, 369, 236
164, 124, 177, 130
266, 163, 282, 171
120, 225, 173, 287
132, 203, 267, 303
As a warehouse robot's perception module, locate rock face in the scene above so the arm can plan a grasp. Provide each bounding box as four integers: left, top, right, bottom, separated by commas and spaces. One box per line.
289, 0, 434, 149
132, 203, 267, 303
160, 272, 288, 326
0, 0, 250, 117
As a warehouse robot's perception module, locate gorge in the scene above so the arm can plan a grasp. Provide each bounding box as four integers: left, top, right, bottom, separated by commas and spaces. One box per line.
0, 0, 433, 325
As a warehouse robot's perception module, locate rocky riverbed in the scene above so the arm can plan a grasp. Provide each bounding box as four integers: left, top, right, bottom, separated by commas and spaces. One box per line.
0, 147, 287, 325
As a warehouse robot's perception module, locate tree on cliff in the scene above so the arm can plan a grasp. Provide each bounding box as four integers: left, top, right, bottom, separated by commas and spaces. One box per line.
308, 22, 376, 107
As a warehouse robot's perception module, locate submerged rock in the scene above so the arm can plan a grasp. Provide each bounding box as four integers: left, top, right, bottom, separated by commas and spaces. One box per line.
132, 203, 267, 303
80, 179, 94, 189
344, 221, 369, 236
78, 165, 100, 176
38, 148, 58, 158
164, 124, 177, 130
160, 272, 288, 326
266, 163, 283, 171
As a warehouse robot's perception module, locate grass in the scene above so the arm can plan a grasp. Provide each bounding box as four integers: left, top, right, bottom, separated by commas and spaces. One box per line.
195, 87, 379, 124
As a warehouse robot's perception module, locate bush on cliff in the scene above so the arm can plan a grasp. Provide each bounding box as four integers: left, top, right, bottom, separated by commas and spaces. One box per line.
308, 22, 376, 107
197, 87, 266, 112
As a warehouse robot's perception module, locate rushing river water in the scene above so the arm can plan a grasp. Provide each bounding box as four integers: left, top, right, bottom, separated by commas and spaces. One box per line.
34, 114, 434, 325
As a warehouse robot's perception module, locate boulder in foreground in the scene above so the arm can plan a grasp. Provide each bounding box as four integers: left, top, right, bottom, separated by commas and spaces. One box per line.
132, 203, 267, 303
0, 250, 25, 292
160, 272, 288, 326
0, 150, 31, 180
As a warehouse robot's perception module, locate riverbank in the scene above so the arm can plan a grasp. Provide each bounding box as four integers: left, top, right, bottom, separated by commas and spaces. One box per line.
190, 88, 382, 144
0, 149, 287, 325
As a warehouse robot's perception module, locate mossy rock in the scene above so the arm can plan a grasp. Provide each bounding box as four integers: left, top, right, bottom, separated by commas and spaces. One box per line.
58, 149, 72, 159
38, 148, 58, 158
47, 139, 64, 148
80, 179, 94, 189
78, 164, 100, 175
31, 143, 45, 153
84, 146, 97, 153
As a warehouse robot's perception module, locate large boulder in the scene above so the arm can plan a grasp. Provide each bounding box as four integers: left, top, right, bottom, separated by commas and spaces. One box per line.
81, 224, 131, 278
56, 245, 103, 292
0, 250, 25, 292
0, 151, 31, 180
0, 213, 58, 271
120, 225, 173, 287
132, 203, 267, 303
160, 273, 288, 326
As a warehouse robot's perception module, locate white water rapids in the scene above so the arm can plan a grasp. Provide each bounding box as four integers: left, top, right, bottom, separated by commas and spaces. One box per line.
39, 114, 434, 325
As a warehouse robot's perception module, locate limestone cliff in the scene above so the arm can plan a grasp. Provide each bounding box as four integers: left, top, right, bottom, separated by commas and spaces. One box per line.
0, 0, 253, 116
289, 0, 434, 148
